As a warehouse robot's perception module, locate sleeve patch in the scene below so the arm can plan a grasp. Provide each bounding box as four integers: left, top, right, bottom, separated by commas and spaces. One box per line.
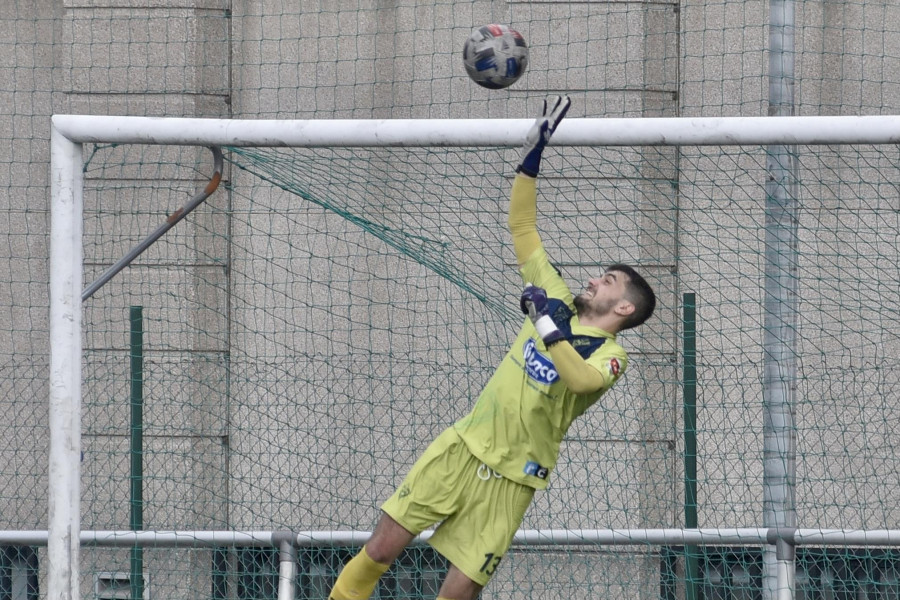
609, 357, 621, 377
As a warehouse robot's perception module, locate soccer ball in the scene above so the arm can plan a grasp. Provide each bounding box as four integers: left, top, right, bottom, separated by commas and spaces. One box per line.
462, 24, 529, 89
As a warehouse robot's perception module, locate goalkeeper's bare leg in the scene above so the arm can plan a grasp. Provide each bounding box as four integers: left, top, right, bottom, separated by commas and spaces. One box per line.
436, 565, 484, 600
328, 513, 413, 600
329, 512, 483, 600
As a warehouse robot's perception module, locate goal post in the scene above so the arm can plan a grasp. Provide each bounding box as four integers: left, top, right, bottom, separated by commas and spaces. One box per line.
48, 125, 84, 600
49, 114, 900, 600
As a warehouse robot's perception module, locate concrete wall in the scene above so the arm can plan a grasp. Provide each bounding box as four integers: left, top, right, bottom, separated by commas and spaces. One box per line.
3, 0, 900, 598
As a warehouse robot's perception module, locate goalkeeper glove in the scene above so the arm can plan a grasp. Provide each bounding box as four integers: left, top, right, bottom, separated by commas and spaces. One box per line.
516, 95, 572, 177
520, 284, 565, 347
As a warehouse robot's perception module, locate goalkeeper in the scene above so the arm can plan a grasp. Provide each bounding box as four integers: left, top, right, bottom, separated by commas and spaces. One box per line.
328, 95, 657, 600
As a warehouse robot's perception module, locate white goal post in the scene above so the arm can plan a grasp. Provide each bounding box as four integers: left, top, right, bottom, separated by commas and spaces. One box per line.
48, 113, 900, 600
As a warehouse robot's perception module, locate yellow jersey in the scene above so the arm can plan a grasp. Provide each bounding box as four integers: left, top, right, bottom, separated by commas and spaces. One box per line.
454, 246, 628, 490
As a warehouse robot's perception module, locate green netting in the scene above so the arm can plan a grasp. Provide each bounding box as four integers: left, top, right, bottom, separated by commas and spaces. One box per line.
4, 0, 900, 599
67, 139, 900, 598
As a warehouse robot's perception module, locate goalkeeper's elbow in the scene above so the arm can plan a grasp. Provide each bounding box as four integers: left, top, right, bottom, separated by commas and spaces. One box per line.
568, 381, 602, 395
545, 344, 608, 394
552, 364, 604, 395
507, 207, 537, 234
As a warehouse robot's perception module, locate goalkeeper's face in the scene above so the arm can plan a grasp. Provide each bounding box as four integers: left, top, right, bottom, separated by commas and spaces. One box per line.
574, 270, 633, 320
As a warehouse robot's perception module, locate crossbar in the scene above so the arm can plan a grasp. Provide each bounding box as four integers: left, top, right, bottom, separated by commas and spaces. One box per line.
51, 114, 900, 147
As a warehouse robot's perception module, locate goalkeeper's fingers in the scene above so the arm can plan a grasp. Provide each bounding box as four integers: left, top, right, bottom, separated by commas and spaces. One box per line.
520, 282, 533, 314
547, 95, 571, 134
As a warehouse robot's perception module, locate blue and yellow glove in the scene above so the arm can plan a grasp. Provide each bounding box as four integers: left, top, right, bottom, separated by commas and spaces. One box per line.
516, 95, 572, 177
520, 284, 565, 347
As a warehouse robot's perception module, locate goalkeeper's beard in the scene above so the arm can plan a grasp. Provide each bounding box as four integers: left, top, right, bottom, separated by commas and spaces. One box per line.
574, 293, 617, 320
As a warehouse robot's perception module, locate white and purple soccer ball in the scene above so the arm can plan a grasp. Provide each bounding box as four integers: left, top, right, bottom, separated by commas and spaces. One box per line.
462, 24, 529, 89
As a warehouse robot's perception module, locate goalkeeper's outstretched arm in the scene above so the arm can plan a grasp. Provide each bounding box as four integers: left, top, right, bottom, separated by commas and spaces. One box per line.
511, 96, 610, 395
508, 95, 570, 266
508, 174, 542, 266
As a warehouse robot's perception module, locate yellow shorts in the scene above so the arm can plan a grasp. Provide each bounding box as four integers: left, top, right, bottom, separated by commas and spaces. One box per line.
381, 427, 535, 586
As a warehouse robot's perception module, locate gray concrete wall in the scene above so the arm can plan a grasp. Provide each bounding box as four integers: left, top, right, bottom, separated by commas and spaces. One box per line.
2, 0, 900, 598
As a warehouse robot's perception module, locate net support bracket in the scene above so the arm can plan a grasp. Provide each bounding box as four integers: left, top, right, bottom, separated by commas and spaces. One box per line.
81, 146, 224, 301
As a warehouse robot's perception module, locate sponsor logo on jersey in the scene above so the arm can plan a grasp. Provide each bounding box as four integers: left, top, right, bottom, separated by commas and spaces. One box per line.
523, 338, 559, 385
609, 357, 621, 377
524, 460, 549, 479
572, 337, 592, 349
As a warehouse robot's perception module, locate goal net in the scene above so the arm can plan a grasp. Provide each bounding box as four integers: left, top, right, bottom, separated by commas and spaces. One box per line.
49, 115, 900, 600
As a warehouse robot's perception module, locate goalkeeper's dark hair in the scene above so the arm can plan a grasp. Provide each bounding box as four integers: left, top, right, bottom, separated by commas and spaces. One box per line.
607, 263, 656, 330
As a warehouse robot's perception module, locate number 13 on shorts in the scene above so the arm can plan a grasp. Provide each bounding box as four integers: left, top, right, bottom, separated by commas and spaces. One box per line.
480, 552, 502, 576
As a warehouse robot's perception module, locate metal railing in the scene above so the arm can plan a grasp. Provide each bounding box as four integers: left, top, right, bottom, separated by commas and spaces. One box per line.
5, 527, 900, 600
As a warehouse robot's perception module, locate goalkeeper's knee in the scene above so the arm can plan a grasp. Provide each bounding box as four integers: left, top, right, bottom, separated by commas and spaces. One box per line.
328, 546, 391, 600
